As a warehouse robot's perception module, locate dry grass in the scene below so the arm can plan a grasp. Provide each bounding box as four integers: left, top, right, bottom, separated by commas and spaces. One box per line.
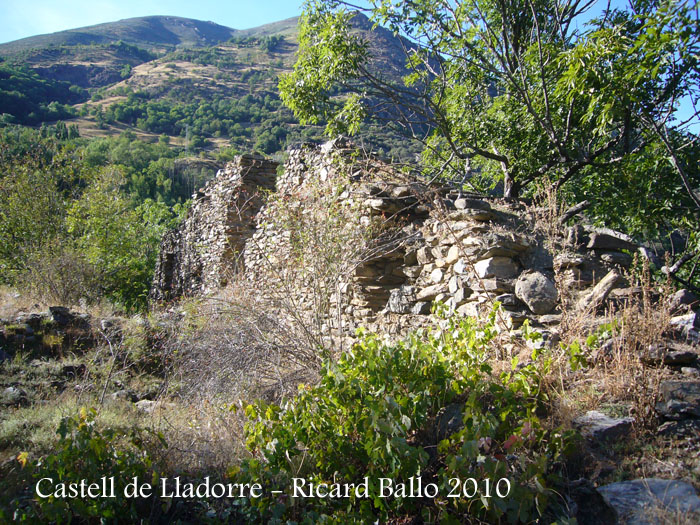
164, 289, 321, 405
548, 259, 678, 437
142, 399, 251, 477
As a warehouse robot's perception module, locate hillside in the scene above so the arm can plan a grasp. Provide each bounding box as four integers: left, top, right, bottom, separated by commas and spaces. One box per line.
1, 3, 700, 523
0, 16, 240, 54
2, 140, 700, 523
0, 13, 420, 160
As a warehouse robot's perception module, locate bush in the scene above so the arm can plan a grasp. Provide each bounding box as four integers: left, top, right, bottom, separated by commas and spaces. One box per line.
13, 408, 164, 523
238, 306, 576, 523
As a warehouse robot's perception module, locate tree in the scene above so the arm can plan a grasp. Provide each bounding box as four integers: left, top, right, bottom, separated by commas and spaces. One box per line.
280, 0, 699, 203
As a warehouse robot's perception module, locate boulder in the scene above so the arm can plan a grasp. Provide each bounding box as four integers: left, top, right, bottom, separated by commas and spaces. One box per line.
515, 271, 558, 314
573, 410, 634, 442
655, 380, 700, 419
642, 344, 697, 366
48, 306, 73, 326
598, 479, 700, 524
473, 257, 518, 279
586, 231, 637, 252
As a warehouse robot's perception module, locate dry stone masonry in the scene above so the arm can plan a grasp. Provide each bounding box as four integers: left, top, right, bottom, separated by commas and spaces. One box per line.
150, 139, 662, 348
150, 154, 278, 301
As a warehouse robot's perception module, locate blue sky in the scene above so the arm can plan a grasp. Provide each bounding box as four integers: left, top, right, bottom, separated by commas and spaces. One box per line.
0, 0, 305, 44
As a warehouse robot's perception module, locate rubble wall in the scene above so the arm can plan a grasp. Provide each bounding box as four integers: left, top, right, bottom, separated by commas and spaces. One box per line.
150, 140, 638, 343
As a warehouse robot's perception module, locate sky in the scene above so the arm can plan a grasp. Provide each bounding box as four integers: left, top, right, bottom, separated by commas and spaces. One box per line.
0, 0, 305, 44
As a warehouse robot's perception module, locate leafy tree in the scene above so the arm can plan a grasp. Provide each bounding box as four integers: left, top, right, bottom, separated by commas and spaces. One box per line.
66, 169, 180, 311
280, 0, 700, 286
280, 0, 699, 200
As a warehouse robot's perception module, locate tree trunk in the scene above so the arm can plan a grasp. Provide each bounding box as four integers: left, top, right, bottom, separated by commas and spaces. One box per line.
504, 173, 520, 199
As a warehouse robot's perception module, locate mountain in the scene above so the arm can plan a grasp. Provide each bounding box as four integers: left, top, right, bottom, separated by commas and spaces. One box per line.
0, 16, 241, 54
0, 14, 421, 161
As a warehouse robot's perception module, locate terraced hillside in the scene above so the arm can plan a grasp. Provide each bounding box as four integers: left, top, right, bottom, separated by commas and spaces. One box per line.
0, 14, 422, 161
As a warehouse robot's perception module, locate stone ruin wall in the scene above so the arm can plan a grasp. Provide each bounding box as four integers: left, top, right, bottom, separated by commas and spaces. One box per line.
150, 139, 646, 346
150, 154, 278, 301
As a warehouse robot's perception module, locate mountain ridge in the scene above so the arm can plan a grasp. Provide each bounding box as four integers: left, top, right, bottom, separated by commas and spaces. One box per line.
0, 15, 303, 55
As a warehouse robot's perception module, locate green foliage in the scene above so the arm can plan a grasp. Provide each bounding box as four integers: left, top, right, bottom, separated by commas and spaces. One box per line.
15, 407, 162, 523
0, 127, 184, 311
66, 170, 181, 311
0, 63, 86, 125
238, 306, 575, 523
281, 0, 699, 245
279, 3, 369, 136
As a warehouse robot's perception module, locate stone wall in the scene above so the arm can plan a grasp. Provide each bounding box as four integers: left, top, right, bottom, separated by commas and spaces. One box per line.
150, 140, 641, 344
150, 154, 278, 302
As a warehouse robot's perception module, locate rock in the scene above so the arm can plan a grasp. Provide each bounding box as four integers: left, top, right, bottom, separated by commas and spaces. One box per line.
599, 251, 634, 267
416, 284, 447, 301
453, 287, 470, 305
387, 286, 416, 314
430, 268, 444, 284
470, 278, 514, 293
48, 306, 73, 326
494, 293, 520, 308
567, 224, 586, 246
436, 403, 463, 439
642, 344, 697, 366
448, 275, 461, 294
401, 266, 422, 279
668, 312, 700, 342
473, 257, 518, 279
576, 270, 621, 311
445, 245, 461, 265
416, 246, 433, 265
682, 367, 700, 377
1, 386, 27, 406
457, 301, 483, 318
453, 259, 468, 274
586, 231, 637, 252
554, 253, 584, 269
411, 302, 431, 315
655, 380, 700, 419
567, 479, 619, 525
538, 314, 562, 325
498, 309, 530, 329
669, 289, 699, 314
454, 198, 491, 211
598, 479, 700, 524
515, 271, 558, 314
573, 410, 634, 442
448, 208, 494, 222
657, 419, 700, 439
403, 249, 418, 266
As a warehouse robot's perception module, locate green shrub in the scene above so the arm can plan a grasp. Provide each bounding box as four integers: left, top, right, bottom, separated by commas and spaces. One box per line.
13, 408, 163, 523
238, 306, 576, 523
